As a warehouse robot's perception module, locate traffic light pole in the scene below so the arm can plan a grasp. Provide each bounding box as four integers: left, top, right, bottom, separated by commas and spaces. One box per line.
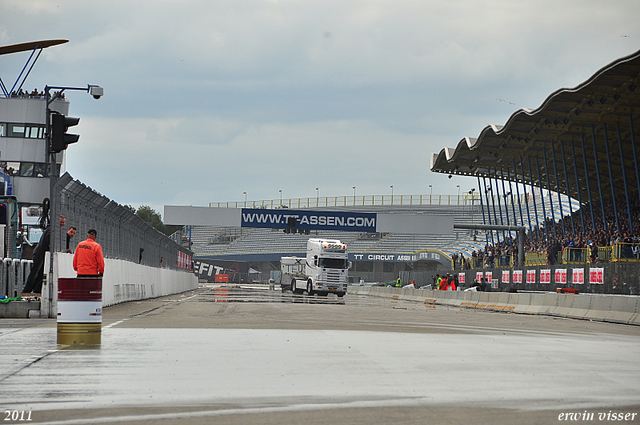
44, 84, 102, 318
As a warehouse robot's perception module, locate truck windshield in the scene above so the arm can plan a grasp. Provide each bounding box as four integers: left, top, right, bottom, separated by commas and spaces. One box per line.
318, 258, 347, 269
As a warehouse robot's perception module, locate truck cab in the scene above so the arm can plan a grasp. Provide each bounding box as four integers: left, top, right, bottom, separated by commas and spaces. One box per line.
282, 238, 350, 297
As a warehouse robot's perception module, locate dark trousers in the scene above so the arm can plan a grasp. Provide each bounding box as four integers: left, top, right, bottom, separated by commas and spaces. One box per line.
22, 253, 45, 293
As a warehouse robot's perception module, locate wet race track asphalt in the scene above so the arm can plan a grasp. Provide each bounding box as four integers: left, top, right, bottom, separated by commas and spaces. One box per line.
1, 285, 640, 425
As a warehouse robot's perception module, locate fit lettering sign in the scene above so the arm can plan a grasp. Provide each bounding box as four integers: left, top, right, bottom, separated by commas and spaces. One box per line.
240, 208, 377, 232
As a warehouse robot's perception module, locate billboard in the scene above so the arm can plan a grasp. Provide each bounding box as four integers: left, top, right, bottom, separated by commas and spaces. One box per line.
240, 208, 376, 232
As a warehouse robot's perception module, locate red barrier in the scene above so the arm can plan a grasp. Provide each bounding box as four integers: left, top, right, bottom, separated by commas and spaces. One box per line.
557, 287, 580, 295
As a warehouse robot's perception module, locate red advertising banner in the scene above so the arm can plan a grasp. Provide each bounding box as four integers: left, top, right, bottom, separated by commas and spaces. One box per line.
485, 271, 492, 282
572, 268, 585, 284
555, 269, 567, 284
526, 269, 536, 284
513, 270, 523, 284
589, 267, 604, 284
502, 270, 510, 284
540, 269, 551, 284
214, 274, 229, 283
476, 272, 484, 283
458, 273, 465, 284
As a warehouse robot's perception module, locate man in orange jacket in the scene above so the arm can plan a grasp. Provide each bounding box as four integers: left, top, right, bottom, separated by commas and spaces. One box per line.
73, 229, 105, 277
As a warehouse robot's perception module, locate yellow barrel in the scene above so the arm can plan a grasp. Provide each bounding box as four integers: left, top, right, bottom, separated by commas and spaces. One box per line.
57, 323, 102, 346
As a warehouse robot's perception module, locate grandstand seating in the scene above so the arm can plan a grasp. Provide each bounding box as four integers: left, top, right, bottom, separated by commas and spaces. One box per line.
188, 199, 489, 260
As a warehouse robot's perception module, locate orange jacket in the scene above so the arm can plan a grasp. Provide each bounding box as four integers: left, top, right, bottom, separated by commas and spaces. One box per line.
73, 238, 105, 275
438, 278, 448, 290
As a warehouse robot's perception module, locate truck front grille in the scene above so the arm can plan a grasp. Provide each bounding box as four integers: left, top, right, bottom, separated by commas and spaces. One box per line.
324, 271, 342, 284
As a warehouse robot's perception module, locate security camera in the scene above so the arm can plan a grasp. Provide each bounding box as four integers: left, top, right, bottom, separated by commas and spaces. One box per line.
89, 86, 104, 100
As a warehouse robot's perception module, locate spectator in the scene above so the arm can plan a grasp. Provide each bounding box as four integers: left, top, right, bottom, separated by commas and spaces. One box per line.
66, 226, 77, 253
22, 215, 65, 295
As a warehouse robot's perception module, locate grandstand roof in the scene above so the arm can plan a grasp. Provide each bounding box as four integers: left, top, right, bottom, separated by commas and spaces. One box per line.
430, 49, 640, 203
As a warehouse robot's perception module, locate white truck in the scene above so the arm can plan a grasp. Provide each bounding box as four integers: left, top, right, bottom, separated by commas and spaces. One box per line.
281, 238, 350, 297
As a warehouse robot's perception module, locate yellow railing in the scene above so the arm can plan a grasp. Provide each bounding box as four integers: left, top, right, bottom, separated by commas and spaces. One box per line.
469, 255, 513, 269
612, 242, 640, 262
562, 247, 589, 264
599, 246, 612, 262
525, 251, 547, 266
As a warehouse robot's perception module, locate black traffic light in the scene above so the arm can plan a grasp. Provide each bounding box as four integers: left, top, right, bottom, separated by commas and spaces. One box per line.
51, 112, 80, 153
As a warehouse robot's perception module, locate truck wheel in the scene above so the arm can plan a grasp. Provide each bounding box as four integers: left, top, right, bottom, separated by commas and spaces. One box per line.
291, 279, 297, 294
307, 279, 314, 296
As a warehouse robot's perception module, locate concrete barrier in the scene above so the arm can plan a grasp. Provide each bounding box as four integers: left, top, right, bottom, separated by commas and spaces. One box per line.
566, 295, 592, 320
511, 293, 530, 314
460, 291, 480, 309
486, 292, 513, 312
539, 293, 559, 315
604, 296, 639, 324
349, 286, 639, 326
584, 295, 612, 322
0, 299, 40, 318
549, 294, 575, 317
630, 301, 640, 326
33, 252, 199, 318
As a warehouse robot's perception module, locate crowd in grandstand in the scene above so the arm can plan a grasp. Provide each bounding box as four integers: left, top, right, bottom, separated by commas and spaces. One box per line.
10, 89, 66, 99
466, 198, 640, 267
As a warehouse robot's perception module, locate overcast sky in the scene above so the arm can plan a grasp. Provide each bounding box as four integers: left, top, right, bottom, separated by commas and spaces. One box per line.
1, 0, 638, 215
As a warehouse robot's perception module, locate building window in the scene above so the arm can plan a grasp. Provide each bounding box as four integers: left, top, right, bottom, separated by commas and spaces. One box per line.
8, 125, 25, 138
20, 163, 35, 177
2, 123, 45, 139
1, 162, 20, 176
33, 163, 49, 177
1, 161, 48, 177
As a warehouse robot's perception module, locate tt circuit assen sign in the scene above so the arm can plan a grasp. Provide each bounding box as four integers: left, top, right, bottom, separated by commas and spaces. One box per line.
240, 208, 376, 232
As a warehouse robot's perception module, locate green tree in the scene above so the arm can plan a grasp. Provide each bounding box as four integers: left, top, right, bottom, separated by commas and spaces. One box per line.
136, 205, 167, 235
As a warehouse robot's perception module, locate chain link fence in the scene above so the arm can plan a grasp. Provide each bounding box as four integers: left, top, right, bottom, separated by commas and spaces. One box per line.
52, 172, 191, 270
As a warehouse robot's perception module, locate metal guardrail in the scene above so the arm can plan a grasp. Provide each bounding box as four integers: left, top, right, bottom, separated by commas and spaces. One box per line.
1, 258, 32, 297
209, 193, 506, 209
